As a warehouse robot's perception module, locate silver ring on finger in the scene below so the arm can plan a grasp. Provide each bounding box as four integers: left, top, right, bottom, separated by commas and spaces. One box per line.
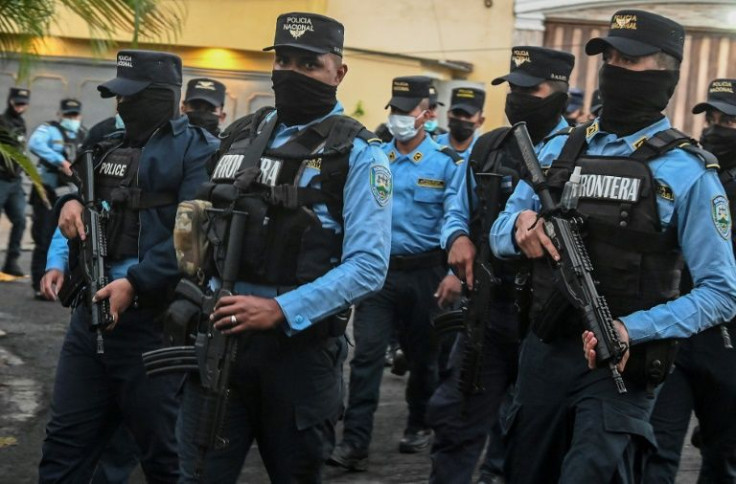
230, 314, 237, 326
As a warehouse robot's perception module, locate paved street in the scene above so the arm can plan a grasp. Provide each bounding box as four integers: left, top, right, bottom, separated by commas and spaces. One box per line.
0, 215, 703, 482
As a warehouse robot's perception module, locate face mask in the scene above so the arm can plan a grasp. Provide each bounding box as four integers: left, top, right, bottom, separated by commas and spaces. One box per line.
60, 118, 81, 133
387, 113, 420, 142
701, 124, 736, 170
271, 69, 338, 126
118, 87, 176, 147
186, 110, 220, 137
599, 63, 679, 137
505, 91, 568, 144
448, 118, 476, 143
114, 113, 125, 130
424, 119, 439, 133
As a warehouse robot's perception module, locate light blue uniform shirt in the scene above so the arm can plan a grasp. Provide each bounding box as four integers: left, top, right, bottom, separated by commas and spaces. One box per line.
435, 132, 479, 164
231, 102, 393, 335
28, 123, 80, 188
441, 118, 569, 249
382, 135, 464, 256
491, 116, 736, 343
46, 226, 136, 280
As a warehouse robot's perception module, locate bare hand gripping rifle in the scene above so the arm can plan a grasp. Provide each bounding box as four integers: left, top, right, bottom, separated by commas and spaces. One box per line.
511, 122, 629, 394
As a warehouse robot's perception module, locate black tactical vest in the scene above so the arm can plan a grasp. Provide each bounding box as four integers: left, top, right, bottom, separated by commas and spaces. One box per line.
530, 124, 717, 332
199, 107, 380, 286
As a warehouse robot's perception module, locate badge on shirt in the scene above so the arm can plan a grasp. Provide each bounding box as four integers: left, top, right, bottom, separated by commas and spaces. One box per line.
412, 152, 423, 162
656, 183, 674, 201
387, 150, 397, 162
370, 165, 392, 207
417, 178, 444, 189
712, 195, 731, 240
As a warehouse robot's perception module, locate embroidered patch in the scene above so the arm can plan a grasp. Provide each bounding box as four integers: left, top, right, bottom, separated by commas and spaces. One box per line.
585, 121, 599, 138
656, 183, 674, 201
370, 165, 392, 207
412, 151, 423, 162
417, 178, 444, 189
304, 157, 322, 171
712, 195, 731, 239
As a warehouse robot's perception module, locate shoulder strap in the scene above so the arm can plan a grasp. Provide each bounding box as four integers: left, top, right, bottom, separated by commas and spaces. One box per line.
719, 166, 736, 186
438, 145, 463, 165
468, 127, 512, 173
48, 121, 72, 144
217, 107, 275, 155
632, 128, 720, 171
555, 121, 592, 170
543, 125, 574, 143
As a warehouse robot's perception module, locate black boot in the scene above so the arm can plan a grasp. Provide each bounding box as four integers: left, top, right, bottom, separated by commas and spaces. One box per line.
3, 258, 25, 277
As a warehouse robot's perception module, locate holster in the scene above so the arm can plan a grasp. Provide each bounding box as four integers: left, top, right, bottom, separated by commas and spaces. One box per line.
624, 338, 680, 396
58, 264, 85, 308
163, 279, 208, 347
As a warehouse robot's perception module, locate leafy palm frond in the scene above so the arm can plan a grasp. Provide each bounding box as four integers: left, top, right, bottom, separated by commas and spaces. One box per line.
0, 142, 50, 209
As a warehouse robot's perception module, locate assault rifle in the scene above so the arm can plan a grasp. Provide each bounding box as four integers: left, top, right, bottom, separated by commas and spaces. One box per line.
59, 150, 114, 354
511, 122, 629, 394
142, 208, 247, 480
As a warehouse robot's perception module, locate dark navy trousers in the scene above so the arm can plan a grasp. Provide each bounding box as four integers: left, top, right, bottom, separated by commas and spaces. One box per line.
341, 264, 445, 449
428, 301, 519, 484
644, 323, 736, 483
39, 305, 180, 483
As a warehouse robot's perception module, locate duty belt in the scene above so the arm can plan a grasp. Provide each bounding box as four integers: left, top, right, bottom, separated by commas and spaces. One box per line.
389, 249, 445, 272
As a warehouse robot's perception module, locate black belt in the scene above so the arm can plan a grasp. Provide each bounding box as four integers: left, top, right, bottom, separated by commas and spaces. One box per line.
389, 249, 445, 272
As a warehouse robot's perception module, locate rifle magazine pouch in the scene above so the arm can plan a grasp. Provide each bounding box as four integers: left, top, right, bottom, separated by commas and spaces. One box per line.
174, 200, 213, 280
163, 282, 206, 347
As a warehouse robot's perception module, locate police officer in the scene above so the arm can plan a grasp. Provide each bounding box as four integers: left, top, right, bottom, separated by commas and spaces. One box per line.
329, 75, 463, 470
429, 47, 574, 484
38, 50, 218, 481
0, 87, 30, 277
564, 87, 586, 126
28, 98, 86, 299
642, 78, 736, 483
493, 10, 736, 483
435, 86, 486, 162
425, 84, 447, 139
175, 12, 392, 482
181, 77, 227, 136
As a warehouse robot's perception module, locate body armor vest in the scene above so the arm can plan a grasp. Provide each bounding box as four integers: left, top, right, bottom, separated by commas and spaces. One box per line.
530, 125, 715, 332
200, 108, 379, 286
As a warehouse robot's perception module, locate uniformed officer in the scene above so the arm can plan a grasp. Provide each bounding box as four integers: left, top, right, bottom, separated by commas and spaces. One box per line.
564, 87, 586, 126
38, 50, 218, 482
642, 78, 736, 483
429, 47, 574, 484
28, 98, 86, 299
328, 75, 463, 471
0, 87, 30, 277
181, 77, 227, 136
435, 86, 486, 163
175, 12, 392, 482
425, 84, 447, 139
493, 10, 736, 483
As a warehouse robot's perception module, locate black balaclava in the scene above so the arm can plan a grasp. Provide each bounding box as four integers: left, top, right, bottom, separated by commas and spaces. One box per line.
505, 91, 568, 144
186, 110, 220, 137
598, 63, 679, 137
117, 85, 178, 147
271, 70, 337, 126
701, 124, 736, 170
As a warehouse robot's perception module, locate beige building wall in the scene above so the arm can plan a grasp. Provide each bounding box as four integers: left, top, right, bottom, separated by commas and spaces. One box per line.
37, 0, 514, 131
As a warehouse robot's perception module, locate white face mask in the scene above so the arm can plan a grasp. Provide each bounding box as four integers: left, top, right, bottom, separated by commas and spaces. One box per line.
60, 118, 81, 133
387, 113, 420, 142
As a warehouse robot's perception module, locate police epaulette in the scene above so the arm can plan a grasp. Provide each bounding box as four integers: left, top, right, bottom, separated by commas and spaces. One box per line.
680, 144, 720, 171
543, 125, 575, 143
356, 127, 382, 145
438, 145, 464, 165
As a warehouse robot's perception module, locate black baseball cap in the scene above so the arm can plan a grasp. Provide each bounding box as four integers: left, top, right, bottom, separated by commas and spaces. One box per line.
692, 79, 736, 116
8, 87, 30, 104
184, 78, 226, 108
449, 87, 486, 115
98, 50, 182, 98
429, 85, 444, 108
586, 10, 685, 62
263, 12, 344, 57
60, 98, 82, 115
492, 46, 575, 87
386, 76, 431, 112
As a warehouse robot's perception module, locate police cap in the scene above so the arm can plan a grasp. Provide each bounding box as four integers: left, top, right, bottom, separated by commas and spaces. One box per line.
492, 46, 575, 87
429, 85, 444, 108
586, 10, 685, 62
566, 87, 584, 114
60, 98, 82, 115
263, 12, 344, 57
185, 78, 226, 108
8, 87, 30, 104
449, 87, 486, 115
98, 50, 182, 99
386, 76, 431, 112
692, 79, 736, 116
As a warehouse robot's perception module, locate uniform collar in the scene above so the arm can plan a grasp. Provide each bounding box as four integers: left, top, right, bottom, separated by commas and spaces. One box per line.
540, 117, 571, 149
587, 115, 672, 151
169, 115, 191, 136
388, 134, 438, 164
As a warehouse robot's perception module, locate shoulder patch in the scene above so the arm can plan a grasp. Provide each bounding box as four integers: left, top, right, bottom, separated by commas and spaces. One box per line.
370, 165, 392, 207
656, 183, 674, 201
712, 195, 731, 240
